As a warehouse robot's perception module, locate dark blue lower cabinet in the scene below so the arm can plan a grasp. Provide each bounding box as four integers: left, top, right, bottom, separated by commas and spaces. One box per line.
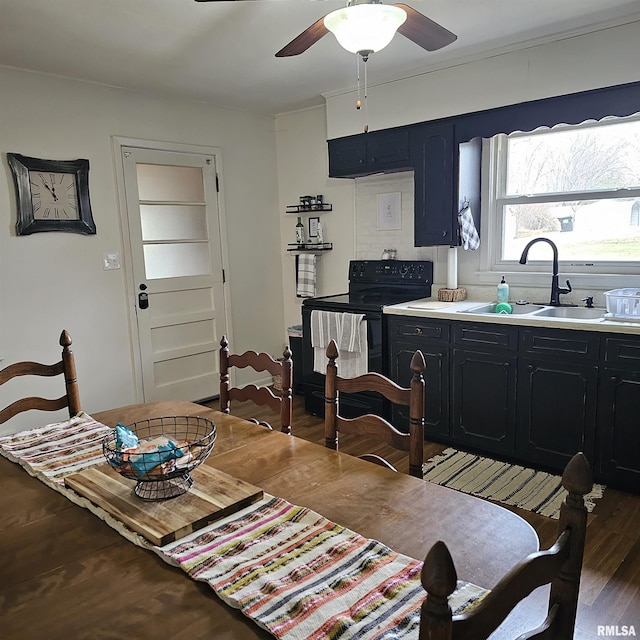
597, 369, 640, 493
385, 315, 640, 493
452, 348, 517, 457
516, 357, 598, 474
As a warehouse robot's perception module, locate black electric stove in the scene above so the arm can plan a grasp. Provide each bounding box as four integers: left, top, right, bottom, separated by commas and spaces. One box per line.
301, 259, 433, 417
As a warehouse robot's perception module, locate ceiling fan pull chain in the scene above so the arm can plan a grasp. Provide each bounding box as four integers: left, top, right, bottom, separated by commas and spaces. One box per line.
356, 54, 362, 110
363, 54, 369, 133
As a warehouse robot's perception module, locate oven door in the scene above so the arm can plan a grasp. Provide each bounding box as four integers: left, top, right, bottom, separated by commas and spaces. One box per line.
301, 306, 384, 418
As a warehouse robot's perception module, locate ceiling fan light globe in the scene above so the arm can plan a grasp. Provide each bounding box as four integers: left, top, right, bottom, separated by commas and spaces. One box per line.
324, 4, 407, 54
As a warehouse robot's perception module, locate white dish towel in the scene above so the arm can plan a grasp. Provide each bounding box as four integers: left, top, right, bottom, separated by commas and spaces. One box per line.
311, 310, 368, 377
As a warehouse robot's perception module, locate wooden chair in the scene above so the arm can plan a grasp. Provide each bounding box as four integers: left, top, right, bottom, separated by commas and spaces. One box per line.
419, 451, 593, 640
219, 335, 293, 434
0, 330, 82, 425
324, 338, 426, 478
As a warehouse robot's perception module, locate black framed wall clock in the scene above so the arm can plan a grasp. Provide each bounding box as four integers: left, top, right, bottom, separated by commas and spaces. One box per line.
7, 153, 97, 235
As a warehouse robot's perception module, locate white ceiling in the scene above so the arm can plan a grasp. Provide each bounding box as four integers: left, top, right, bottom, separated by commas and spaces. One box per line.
1, 0, 640, 115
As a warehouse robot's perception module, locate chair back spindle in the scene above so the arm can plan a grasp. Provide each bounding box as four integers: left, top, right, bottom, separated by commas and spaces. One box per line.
0, 330, 82, 425
219, 335, 292, 434
324, 339, 425, 477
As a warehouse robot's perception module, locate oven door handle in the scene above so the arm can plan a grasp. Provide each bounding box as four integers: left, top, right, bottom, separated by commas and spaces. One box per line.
364, 313, 382, 351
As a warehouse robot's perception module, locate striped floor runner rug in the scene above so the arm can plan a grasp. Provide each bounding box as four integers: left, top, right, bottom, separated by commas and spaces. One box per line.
423, 448, 605, 519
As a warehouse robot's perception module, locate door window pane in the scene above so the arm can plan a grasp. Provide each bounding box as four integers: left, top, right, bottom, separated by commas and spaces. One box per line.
136, 164, 205, 202
143, 243, 210, 279
140, 204, 208, 241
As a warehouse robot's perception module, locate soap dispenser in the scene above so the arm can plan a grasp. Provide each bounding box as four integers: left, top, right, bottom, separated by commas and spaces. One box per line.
497, 275, 509, 303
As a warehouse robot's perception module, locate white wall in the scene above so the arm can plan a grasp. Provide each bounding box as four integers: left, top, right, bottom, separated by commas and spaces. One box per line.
275, 106, 357, 334
0, 67, 283, 433
274, 21, 640, 309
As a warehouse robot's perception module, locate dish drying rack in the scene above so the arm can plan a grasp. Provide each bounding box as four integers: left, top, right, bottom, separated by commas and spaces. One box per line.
604, 288, 640, 322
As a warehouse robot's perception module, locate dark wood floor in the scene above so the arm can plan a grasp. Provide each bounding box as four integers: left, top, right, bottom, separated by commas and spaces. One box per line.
207, 395, 640, 639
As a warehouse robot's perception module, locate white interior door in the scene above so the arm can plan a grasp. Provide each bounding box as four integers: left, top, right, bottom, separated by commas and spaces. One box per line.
120, 145, 227, 402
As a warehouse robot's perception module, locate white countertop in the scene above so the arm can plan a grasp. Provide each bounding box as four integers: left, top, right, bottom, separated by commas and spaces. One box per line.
383, 299, 640, 335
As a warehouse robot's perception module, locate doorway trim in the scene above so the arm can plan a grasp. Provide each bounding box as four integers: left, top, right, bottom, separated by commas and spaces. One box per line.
112, 136, 231, 403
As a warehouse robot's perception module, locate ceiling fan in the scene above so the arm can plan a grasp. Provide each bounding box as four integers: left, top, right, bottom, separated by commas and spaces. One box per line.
194, 0, 457, 58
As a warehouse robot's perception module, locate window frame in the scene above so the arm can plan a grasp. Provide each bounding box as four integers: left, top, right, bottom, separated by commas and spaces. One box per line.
478, 115, 640, 289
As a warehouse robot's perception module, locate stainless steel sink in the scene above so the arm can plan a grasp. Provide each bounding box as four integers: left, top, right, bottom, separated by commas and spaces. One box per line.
458, 303, 546, 315
533, 306, 605, 320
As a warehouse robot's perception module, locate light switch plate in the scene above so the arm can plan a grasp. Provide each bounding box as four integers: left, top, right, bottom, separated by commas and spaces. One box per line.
103, 251, 121, 270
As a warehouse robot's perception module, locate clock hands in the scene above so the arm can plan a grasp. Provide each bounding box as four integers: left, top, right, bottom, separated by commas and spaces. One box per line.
38, 173, 59, 201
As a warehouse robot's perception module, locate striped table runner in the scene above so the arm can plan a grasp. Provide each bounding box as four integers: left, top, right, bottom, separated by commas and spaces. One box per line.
159, 496, 486, 640
1, 415, 488, 639
0, 413, 112, 483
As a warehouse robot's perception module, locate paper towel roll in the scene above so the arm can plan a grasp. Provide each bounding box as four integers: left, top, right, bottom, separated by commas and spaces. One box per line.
447, 247, 458, 289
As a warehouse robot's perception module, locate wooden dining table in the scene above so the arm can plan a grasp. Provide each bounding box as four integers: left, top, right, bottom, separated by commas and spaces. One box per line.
0, 401, 541, 639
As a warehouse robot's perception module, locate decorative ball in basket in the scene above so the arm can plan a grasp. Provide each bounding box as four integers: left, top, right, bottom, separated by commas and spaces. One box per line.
102, 416, 217, 500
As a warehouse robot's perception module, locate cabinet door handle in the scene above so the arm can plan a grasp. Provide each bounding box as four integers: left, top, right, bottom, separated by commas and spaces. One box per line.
414, 327, 423, 335
610, 376, 620, 383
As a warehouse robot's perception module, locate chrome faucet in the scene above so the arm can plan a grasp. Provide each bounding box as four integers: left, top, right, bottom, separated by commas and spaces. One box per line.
519, 237, 572, 306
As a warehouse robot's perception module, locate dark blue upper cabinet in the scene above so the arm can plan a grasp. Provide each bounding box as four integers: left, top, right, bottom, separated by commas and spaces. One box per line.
410, 123, 456, 246
366, 129, 411, 169
328, 135, 367, 176
328, 128, 411, 177
410, 126, 482, 248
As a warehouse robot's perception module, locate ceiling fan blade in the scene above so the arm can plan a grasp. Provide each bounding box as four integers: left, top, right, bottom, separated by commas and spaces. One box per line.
275, 16, 329, 57
394, 3, 457, 51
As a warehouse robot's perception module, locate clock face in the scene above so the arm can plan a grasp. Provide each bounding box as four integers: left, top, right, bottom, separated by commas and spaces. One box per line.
29, 171, 80, 221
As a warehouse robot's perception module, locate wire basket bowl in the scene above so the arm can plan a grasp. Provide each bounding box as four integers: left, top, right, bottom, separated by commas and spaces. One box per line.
102, 415, 217, 501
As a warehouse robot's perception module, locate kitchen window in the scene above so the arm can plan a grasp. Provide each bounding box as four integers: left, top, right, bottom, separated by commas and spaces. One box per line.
482, 114, 640, 280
